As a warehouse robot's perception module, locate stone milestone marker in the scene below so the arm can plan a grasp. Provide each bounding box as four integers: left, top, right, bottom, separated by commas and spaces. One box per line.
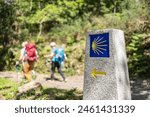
83, 29, 131, 100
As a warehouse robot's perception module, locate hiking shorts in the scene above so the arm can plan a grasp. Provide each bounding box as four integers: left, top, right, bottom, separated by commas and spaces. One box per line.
51, 61, 61, 72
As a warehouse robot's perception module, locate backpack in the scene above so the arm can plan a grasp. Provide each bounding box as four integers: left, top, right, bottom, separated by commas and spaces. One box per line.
54, 48, 65, 64
24, 43, 37, 62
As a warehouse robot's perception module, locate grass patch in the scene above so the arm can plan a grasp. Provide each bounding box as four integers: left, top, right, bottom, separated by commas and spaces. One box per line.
0, 78, 19, 99
0, 78, 83, 100
39, 88, 83, 100
18, 87, 83, 100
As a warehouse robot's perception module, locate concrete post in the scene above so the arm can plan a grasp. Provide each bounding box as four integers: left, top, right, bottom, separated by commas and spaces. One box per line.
83, 29, 131, 100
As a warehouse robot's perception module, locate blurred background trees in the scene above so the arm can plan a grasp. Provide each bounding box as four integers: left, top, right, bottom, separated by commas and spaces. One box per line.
0, 0, 149, 78
0, 0, 17, 70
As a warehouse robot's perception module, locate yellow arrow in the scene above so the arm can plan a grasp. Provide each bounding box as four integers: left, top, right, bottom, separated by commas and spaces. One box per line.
91, 68, 106, 78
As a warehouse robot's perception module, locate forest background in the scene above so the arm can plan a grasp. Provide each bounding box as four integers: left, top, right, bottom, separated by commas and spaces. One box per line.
0, 0, 150, 78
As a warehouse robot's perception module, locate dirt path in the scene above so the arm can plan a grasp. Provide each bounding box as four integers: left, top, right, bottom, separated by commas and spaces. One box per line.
0, 71, 84, 91
130, 78, 150, 100
1, 71, 150, 100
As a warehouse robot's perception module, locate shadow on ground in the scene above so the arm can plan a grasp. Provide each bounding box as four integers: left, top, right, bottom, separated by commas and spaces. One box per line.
16, 87, 83, 100
130, 78, 150, 100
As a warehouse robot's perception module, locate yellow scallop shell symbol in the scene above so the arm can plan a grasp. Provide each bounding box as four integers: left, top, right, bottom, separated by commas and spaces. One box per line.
92, 37, 107, 55
92, 41, 97, 51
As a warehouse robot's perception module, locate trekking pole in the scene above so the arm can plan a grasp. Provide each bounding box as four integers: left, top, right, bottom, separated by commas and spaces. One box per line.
15, 61, 20, 82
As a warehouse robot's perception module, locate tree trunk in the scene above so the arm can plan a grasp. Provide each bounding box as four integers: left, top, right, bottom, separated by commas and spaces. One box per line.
30, 0, 33, 11
37, 17, 46, 40
37, 21, 43, 40
38, 1, 41, 9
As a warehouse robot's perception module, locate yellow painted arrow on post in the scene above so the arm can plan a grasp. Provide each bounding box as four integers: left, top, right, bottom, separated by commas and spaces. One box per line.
91, 68, 106, 78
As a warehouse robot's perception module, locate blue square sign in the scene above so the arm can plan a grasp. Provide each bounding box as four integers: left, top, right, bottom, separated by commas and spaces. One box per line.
90, 33, 109, 57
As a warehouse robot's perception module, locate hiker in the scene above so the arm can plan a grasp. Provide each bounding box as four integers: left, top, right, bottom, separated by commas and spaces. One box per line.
19, 41, 28, 64
19, 41, 38, 82
49, 42, 67, 82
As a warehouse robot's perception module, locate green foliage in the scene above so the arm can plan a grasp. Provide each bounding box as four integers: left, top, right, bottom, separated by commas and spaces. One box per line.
19, 28, 29, 41
40, 88, 82, 100
28, 4, 62, 24
84, 0, 132, 15
0, 0, 17, 70
18, 0, 84, 25
0, 0, 149, 79
0, 78, 83, 100
37, 35, 46, 43
65, 68, 76, 76
17, 87, 82, 100
127, 34, 150, 78
49, 17, 90, 43
0, 78, 19, 99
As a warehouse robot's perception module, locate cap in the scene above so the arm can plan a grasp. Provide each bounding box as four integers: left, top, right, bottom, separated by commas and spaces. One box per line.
22, 41, 28, 47
50, 42, 56, 47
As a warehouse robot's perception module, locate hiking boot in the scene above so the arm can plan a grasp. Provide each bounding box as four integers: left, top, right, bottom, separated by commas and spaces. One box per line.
51, 78, 55, 81
63, 79, 67, 82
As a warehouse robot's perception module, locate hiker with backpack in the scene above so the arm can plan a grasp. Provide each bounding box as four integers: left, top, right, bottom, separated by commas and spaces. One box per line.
49, 42, 67, 82
20, 41, 28, 64
19, 41, 38, 82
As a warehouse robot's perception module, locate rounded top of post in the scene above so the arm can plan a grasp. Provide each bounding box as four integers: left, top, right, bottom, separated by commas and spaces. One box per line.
87, 29, 123, 35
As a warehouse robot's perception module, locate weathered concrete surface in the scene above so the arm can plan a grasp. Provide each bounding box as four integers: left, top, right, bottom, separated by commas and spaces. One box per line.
83, 29, 131, 100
